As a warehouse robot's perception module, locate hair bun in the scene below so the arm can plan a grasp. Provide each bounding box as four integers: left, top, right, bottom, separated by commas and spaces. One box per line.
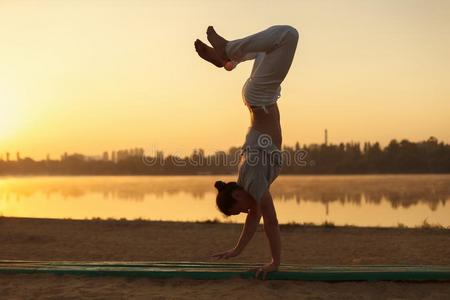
214, 180, 226, 191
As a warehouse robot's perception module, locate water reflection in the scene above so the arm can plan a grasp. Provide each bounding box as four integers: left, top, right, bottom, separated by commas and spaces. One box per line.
0, 175, 449, 227
272, 175, 450, 211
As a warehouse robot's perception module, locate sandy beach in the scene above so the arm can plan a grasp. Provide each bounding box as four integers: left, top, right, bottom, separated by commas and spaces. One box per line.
1, 216, 449, 299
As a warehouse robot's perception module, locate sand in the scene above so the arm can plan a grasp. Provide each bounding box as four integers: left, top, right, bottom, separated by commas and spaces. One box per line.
1, 217, 450, 299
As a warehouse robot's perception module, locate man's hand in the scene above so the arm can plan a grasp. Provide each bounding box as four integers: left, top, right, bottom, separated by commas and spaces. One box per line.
211, 247, 240, 260
249, 261, 279, 280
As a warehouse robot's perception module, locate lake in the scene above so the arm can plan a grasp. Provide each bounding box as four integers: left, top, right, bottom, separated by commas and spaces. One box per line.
0, 174, 449, 228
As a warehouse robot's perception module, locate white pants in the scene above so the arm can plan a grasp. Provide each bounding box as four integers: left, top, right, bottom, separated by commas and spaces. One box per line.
225, 25, 299, 110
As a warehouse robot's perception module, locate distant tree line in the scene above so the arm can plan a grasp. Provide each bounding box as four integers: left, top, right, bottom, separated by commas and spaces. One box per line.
0, 136, 449, 175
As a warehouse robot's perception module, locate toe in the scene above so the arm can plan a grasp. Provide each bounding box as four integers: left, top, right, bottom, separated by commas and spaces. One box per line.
194, 39, 204, 49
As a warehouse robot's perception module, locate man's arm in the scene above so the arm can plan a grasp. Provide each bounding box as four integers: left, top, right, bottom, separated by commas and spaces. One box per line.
234, 208, 262, 253
260, 190, 281, 265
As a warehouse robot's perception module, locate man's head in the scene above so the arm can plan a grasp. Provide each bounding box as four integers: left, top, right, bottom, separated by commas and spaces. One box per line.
214, 180, 252, 216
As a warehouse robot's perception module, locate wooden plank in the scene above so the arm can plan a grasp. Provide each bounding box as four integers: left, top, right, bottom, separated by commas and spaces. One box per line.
0, 260, 449, 281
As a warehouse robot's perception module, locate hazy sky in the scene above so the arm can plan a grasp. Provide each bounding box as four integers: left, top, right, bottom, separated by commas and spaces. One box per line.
1, 0, 449, 159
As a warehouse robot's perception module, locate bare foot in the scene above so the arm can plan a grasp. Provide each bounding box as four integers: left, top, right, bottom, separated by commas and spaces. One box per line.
194, 39, 225, 68
207, 26, 230, 62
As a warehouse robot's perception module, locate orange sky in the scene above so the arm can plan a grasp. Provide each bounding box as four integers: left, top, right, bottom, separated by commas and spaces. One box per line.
1, 0, 449, 160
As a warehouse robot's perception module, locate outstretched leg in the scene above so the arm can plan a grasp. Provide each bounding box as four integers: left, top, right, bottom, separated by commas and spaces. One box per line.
208, 25, 298, 65
209, 25, 299, 104
229, 25, 299, 84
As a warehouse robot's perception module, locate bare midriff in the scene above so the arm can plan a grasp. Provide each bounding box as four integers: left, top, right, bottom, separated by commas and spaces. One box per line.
248, 103, 282, 149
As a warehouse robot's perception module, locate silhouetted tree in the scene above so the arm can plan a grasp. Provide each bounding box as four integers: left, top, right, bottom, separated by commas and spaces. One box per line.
0, 137, 449, 175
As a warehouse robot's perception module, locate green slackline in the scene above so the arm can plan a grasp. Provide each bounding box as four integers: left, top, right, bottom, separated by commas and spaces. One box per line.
0, 260, 449, 281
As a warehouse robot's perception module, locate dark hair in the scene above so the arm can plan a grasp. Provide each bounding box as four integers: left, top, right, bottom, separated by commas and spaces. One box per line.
214, 180, 241, 216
